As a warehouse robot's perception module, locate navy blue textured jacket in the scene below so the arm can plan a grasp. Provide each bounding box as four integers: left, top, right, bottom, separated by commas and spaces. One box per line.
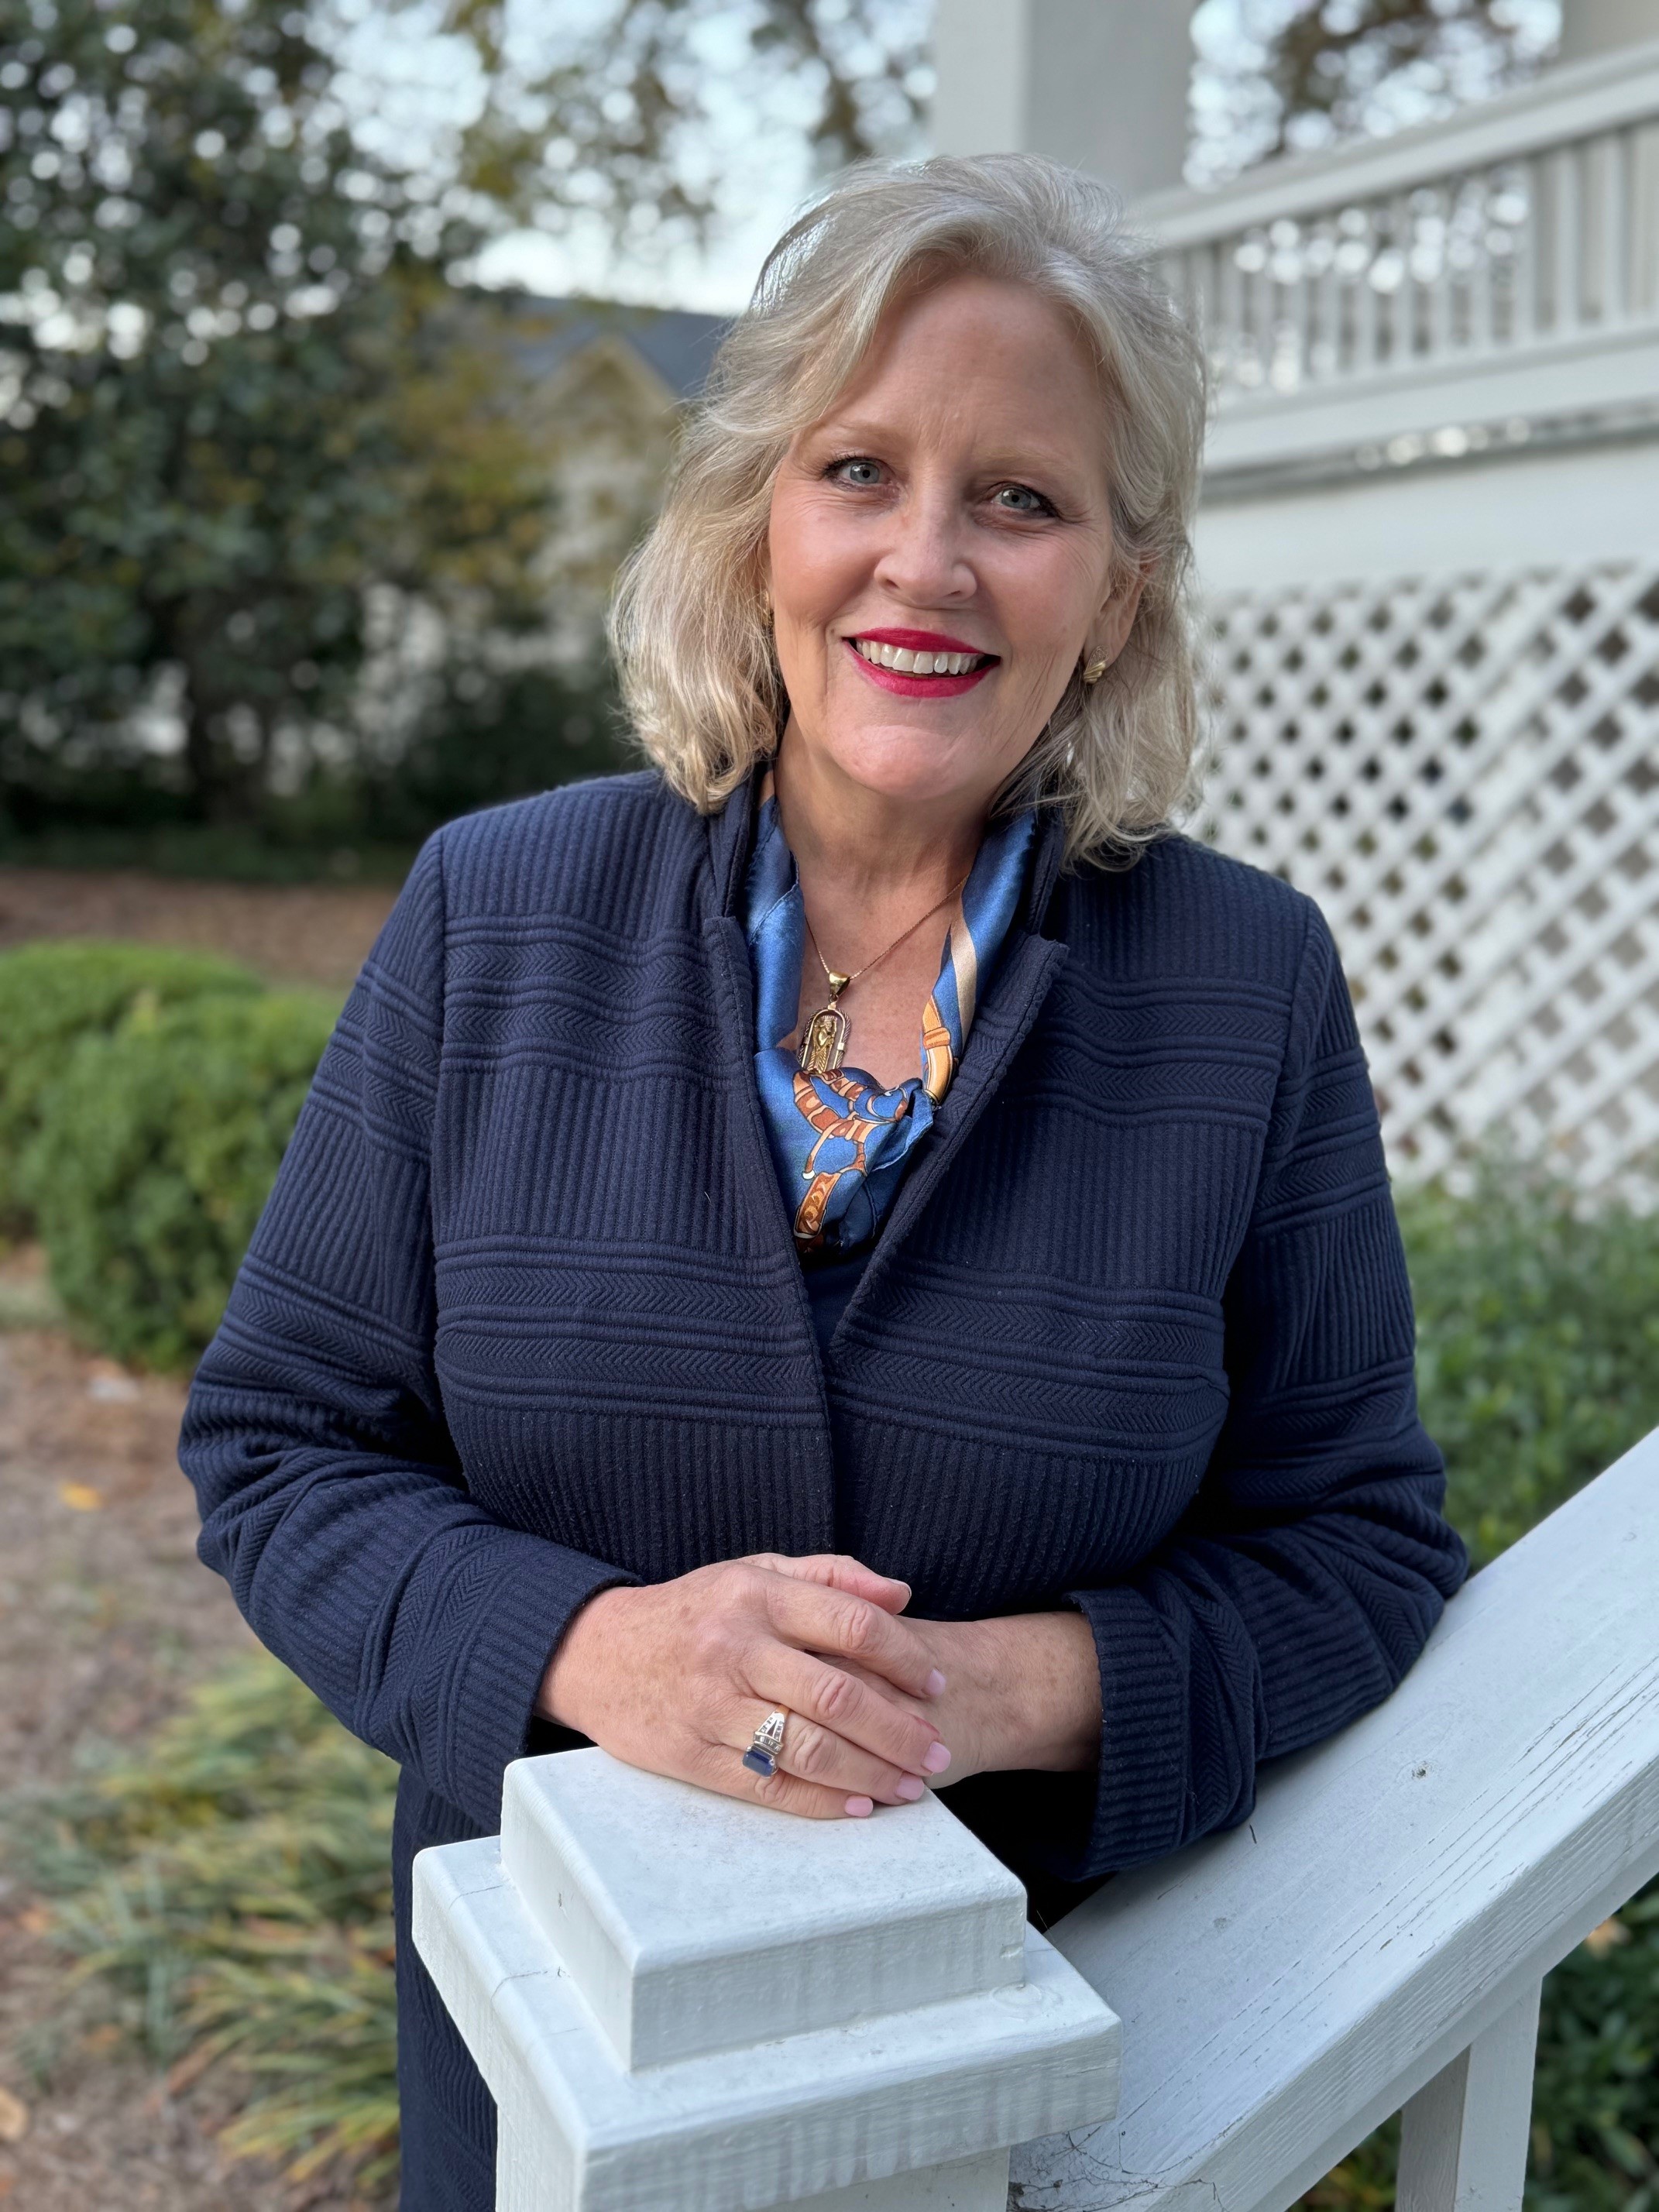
180, 771, 1466, 2209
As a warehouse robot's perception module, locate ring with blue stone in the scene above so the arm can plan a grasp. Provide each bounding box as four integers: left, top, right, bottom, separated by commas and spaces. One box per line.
742, 1709, 788, 1779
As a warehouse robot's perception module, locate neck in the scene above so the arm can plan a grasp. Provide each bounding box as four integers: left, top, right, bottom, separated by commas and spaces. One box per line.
772, 718, 988, 908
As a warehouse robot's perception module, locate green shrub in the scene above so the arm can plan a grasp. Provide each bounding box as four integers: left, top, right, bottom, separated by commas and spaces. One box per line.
1529, 1891, 1659, 2212
1400, 1170, 1659, 1568
11, 1654, 399, 2195
0, 939, 263, 1236
22, 987, 335, 1369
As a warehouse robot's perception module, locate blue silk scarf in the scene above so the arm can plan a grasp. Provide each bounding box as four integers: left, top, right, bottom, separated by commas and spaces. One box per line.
744, 775, 1036, 1254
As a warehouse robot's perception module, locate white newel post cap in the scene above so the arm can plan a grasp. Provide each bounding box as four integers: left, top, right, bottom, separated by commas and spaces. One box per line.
412, 1750, 1121, 2212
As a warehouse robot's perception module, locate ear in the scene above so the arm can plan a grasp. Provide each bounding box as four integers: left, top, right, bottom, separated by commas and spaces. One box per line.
1085, 555, 1155, 675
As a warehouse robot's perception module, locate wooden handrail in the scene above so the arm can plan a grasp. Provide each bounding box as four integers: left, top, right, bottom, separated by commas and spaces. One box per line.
1136, 40, 1659, 246
413, 1427, 1659, 2210
1015, 1424, 1659, 2212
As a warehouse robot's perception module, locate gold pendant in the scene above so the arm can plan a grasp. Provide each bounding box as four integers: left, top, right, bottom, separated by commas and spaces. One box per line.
798, 974, 850, 1073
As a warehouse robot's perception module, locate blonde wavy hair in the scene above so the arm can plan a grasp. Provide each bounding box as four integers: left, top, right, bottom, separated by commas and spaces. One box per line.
610, 153, 1207, 866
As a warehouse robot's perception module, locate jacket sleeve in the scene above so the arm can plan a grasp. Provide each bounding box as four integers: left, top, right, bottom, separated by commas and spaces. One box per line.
177, 830, 633, 1833
1051, 901, 1468, 1882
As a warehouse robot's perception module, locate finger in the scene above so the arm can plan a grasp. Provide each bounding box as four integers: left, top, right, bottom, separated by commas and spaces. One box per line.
764, 1650, 950, 1780
689, 1739, 870, 1822
761, 1576, 947, 1699
732, 1699, 929, 1808
741, 1552, 912, 1614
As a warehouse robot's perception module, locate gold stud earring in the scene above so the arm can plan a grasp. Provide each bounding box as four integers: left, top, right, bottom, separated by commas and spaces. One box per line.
1082, 658, 1108, 685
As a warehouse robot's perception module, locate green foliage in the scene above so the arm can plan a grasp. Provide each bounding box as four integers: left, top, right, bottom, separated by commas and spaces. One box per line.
1262, 0, 1552, 158
13, 1653, 399, 2193
23, 985, 335, 1369
0, 0, 551, 827
1530, 1892, 1659, 2212
1400, 1171, 1659, 1568
0, 937, 262, 1235
360, 652, 632, 841
1190, 2, 1558, 188
452, 0, 928, 252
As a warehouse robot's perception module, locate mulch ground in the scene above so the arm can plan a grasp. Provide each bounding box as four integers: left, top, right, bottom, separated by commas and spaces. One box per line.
0, 854, 400, 2208
0, 1258, 373, 2208
0, 865, 399, 991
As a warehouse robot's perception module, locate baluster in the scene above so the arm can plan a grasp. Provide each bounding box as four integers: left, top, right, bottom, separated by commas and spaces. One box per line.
1211, 238, 1231, 372
1513, 156, 1539, 342
1221, 234, 1244, 398
1554, 141, 1582, 334
1355, 204, 1381, 371
1190, 246, 1206, 331
1390, 190, 1415, 363
1429, 183, 1454, 359
1599, 129, 1629, 326
1317, 228, 1339, 380
1186, 243, 1207, 340
1396, 1983, 1544, 2212
1253, 252, 1273, 390
1287, 228, 1311, 389
1637, 121, 1659, 321
1469, 172, 1496, 353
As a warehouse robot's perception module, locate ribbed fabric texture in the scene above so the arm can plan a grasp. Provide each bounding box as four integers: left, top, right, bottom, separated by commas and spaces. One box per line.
179, 769, 1467, 2212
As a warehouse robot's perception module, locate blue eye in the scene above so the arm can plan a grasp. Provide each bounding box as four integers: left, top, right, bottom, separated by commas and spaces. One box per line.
995, 483, 1054, 515
830, 456, 883, 486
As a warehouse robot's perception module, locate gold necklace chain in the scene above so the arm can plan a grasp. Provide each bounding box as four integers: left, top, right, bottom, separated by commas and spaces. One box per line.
805, 871, 970, 1002
796, 871, 970, 1077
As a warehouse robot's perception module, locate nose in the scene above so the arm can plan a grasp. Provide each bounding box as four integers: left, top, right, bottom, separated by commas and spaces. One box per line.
870, 481, 975, 606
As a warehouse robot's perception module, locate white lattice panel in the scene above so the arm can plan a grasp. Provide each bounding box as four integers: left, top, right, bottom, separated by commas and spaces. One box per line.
1190, 564, 1659, 1194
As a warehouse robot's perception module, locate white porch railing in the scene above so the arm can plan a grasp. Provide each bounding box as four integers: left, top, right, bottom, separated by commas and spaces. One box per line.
1136, 39, 1659, 479
414, 1424, 1659, 2211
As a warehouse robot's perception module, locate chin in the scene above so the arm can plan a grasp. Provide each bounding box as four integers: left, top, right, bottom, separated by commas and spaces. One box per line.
823, 723, 1001, 809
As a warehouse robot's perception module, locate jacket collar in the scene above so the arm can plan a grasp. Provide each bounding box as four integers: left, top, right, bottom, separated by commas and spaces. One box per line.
1018, 805, 1066, 936
706, 765, 766, 918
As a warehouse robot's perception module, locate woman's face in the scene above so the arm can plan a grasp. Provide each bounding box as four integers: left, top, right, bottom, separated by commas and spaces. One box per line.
766, 273, 1141, 821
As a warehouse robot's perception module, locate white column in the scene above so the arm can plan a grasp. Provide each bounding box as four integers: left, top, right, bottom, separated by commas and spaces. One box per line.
932, 0, 1195, 199
1396, 1983, 1544, 2212
1557, 1, 1659, 64
413, 1749, 1121, 2211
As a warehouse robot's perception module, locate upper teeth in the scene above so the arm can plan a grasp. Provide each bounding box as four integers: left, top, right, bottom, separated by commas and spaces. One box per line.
854, 640, 986, 676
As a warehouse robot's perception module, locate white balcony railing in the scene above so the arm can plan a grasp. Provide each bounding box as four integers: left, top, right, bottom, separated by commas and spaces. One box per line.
1136, 40, 1659, 477
415, 1424, 1659, 2212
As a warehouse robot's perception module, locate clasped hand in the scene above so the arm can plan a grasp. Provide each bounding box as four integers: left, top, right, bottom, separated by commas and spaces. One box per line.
538, 1551, 1101, 1820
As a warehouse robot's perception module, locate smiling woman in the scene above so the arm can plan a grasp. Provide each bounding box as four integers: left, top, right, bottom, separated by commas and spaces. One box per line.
178, 155, 1468, 2212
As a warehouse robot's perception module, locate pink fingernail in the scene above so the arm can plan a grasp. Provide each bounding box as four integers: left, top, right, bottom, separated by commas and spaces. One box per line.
923, 1742, 953, 1774
845, 1795, 874, 1818
925, 1669, 947, 1697
894, 1774, 926, 1801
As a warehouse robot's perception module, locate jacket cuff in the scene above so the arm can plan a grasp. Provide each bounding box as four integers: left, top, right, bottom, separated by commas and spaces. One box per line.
439, 1532, 638, 1831
1053, 1583, 1193, 1880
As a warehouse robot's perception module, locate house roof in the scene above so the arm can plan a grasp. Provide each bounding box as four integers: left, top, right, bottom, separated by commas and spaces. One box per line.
496, 295, 730, 402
